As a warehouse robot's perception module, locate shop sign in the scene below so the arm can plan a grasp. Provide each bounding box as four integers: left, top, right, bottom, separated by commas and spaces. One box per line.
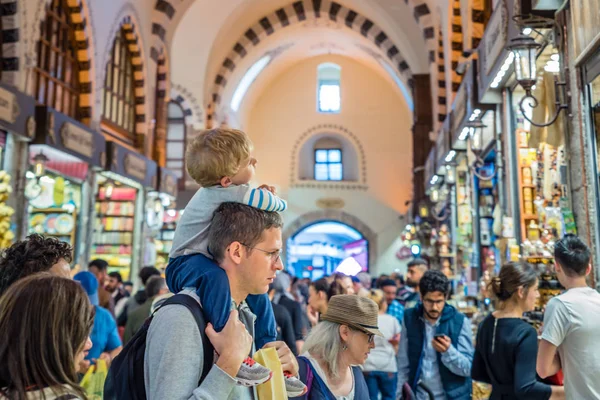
481, 0, 508, 76
124, 153, 148, 182
158, 167, 178, 198
60, 122, 94, 158
0, 86, 18, 124
0, 83, 36, 140
316, 198, 345, 209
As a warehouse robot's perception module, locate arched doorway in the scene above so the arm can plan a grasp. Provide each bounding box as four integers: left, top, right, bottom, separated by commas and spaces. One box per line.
286, 221, 369, 280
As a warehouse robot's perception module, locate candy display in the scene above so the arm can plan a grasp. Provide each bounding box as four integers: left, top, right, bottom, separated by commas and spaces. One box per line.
0, 171, 15, 249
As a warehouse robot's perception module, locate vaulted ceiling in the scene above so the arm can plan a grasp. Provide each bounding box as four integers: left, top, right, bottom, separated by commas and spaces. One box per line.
169, 0, 439, 125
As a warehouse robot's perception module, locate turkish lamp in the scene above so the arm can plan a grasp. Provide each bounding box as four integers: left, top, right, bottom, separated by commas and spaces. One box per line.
508, 35, 542, 91
466, 120, 486, 154
430, 188, 440, 203
445, 164, 457, 185
105, 179, 115, 199
33, 152, 49, 177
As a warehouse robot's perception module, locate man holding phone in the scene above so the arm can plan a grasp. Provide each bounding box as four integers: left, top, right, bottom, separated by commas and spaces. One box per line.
397, 270, 473, 400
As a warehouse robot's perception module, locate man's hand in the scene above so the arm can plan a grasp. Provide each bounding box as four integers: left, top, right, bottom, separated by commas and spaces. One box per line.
432, 335, 451, 353
257, 184, 277, 194
263, 341, 299, 376
206, 309, 253, 378
388, 333, 400, 347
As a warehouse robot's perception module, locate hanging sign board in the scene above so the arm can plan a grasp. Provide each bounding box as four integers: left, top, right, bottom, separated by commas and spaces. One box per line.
105, 140, 157, 188
0, 83, 36, 140
34, 106, 105, 167
158, 167, 179, 198
436, 116, 451, 174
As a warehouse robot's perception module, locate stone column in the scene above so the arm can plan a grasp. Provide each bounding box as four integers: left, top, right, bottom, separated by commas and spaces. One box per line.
411, 74, 434, 218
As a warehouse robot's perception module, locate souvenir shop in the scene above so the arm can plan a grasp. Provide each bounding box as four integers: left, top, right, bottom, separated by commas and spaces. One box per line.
476, 0, 575, 316
0, 83, 36, 249
26, 106, 106, 266
91, 141, 157, 281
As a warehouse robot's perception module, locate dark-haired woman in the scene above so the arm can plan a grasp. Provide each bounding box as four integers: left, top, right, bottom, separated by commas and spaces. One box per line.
307, 278, 349, 328
472, 262, 564, 400
0, 273, 94, 399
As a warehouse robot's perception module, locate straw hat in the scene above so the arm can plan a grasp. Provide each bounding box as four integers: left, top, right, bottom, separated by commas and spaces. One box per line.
321, 294, 384, 337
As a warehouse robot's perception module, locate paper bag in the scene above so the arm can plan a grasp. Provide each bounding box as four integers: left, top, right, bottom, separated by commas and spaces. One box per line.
80, 359, 107, 400
253, 347, 287, 399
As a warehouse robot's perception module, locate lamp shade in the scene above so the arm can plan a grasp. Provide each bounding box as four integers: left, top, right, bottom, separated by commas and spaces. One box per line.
508, 35, 542, 90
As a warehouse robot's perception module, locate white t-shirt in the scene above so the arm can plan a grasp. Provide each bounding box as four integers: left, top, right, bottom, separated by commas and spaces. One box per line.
363, 313, 401, 373
541, 286, 600, 400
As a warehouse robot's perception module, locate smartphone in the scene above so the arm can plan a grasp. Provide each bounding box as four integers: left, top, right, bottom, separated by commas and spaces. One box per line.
434, 334, 446, 340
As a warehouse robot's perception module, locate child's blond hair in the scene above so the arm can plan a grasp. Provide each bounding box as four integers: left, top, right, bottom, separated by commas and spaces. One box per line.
186, 128, 253, 187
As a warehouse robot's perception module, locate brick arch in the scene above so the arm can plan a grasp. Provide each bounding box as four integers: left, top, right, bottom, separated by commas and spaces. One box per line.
170, 83, 203, 129
435, 24, 447, 125
406, 0, 437, 63
150, 0, 195, 65
1, 1, 19, 86
101, 13, 147, 143
28, 0, 95, 123
282, 210, 378, 271
290, 123, 367, 189
208, 0, 419, 123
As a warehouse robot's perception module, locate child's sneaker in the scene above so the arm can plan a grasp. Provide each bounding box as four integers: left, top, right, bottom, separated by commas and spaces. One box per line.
235, 357, 273, 387
284, 371, 308, 397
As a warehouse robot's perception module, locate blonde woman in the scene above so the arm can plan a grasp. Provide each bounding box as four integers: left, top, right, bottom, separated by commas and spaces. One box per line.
363, 289, 401, 400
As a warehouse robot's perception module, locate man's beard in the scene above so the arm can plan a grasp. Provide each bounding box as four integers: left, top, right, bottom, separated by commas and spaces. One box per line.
424, 308, 440, 320
406, 279, 418, 288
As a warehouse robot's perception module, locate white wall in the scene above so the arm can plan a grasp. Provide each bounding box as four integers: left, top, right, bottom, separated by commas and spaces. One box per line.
244, 54, 413, 275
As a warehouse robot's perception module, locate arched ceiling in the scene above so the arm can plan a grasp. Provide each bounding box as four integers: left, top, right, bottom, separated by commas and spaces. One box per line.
170, 0, 432, 125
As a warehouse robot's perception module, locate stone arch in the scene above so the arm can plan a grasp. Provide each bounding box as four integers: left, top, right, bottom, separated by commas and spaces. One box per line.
170, 83, 203, 129
208, 0, 418, 121
27, 0, 96, 124
450, 0, 464, 99
282, 209, 378, 271
149, 0, 195, 64
435, 23, 447, 125
406, 0, 436, 64
290, 124, 367, 189
101, 12, 147, 141
1, 1, 19, 86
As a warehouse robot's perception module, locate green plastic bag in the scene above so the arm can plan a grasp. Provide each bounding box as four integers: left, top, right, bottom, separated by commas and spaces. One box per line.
80, 359, 107, 400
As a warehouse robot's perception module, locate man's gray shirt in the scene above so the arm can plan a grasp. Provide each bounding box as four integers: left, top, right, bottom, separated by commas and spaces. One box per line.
144, 289, 256, 400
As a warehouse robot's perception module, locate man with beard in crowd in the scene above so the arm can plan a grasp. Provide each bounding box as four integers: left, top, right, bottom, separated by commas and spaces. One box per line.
398, 258, 428, 309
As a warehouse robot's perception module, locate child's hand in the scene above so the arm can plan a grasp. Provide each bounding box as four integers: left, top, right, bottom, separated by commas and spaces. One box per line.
257, 184, 277, 194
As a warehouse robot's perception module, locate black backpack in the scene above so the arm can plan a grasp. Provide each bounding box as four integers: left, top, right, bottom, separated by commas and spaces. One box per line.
104, 294, 214, 400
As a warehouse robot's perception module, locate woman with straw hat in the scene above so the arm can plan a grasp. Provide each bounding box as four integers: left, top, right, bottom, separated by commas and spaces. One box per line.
291, 294, 383, 399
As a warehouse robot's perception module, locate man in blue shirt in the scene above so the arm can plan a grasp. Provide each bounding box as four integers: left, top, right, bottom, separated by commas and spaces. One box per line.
74, 271, 123, 370
398, 270, 473, 400
379, 278, 405, 326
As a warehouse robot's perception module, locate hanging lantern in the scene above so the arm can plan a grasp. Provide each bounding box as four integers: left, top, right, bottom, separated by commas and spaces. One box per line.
32, 152, 49, 177
507, 35, 542, 91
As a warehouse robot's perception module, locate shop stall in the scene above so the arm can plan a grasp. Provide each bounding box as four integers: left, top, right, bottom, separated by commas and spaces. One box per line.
28, 106, 105, 265
477, 0, 574, 312
91, 141, 157, 281
0, 83, 37, 247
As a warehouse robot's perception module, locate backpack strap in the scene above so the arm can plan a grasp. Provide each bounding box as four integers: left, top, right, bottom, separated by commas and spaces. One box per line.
157, 294, 214, 385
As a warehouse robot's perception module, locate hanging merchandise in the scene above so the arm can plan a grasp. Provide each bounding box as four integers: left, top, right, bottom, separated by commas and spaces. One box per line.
0, 171, 15, 249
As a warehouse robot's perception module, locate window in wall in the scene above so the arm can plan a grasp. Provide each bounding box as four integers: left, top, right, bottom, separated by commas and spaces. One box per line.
317, 63, 341, 113
166, 101, 186, 180
102, 28, 136, 141
315, 148, 343, 181
33, 0, 80, 119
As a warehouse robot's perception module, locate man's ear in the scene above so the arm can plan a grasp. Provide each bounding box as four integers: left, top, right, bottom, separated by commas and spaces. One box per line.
220, 176, 233, 187
226, 241, 244, 265
586, 263, 592, 276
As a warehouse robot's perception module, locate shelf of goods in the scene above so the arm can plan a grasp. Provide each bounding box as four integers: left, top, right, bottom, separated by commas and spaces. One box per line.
29, 208, 77, 246
91, 195, 135, 280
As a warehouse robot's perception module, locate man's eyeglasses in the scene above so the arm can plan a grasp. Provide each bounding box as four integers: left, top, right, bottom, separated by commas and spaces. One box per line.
241, 243, 282, 264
